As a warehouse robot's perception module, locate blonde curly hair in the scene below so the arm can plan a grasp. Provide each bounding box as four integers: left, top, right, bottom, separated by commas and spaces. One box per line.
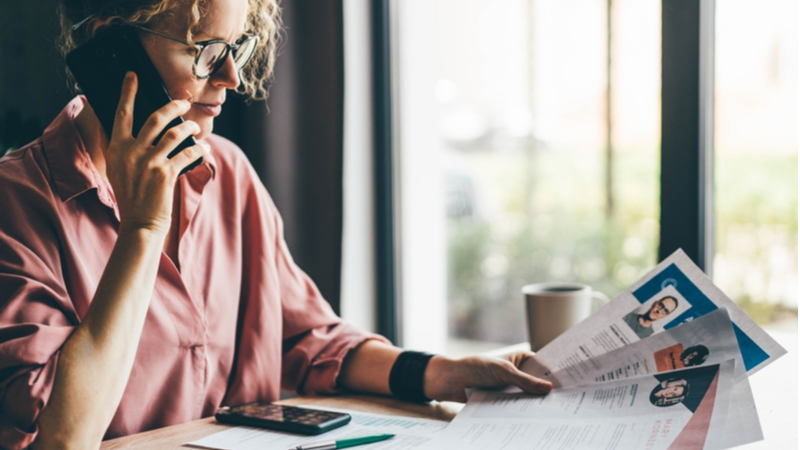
57, 0, 282, 101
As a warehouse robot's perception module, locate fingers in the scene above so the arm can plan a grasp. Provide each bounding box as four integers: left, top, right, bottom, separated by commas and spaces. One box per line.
503, 364, 552, 395
501, 352, 552, 394
151, 120, 206, 175
504, 351, 537, 368
109, 72, 195, 167
425, 356, 552, 403
168, 141, 210, 172
111, 71, 138, 142
151, 119, 202, 159
136, 99, 193, 146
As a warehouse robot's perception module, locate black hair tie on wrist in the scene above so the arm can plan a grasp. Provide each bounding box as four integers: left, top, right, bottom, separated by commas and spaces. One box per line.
388, 351, 435, 403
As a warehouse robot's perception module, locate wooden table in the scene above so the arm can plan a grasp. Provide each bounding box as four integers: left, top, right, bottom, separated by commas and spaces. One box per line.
99, 395, 463, 449
100, 332, 797, 449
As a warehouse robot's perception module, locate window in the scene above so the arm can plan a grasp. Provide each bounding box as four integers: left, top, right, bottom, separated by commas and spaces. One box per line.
393, 0, 661, 354
389, 0, 797, 353
713, 0, 797, 327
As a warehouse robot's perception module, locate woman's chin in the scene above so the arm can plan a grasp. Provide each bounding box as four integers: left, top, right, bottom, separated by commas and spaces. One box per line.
195, 121, 214, 142
196, 130, 212, 142
181, 111, 214, 141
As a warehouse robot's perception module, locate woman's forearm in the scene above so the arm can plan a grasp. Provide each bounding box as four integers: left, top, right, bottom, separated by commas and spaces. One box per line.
33, 228, 165, 450
338, 340, 402, 395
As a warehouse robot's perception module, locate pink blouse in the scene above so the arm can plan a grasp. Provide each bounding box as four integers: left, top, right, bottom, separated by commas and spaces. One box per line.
0, 97, 386, 449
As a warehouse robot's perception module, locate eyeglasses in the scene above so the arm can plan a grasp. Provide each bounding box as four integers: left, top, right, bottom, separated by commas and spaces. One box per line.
131, 24, 259, 79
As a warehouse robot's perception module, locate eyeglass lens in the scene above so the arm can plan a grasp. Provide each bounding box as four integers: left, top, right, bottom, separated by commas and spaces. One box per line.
196, 37, 258, 78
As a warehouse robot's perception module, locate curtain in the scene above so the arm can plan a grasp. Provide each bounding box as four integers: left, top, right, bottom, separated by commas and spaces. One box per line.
215, 0, 346, 314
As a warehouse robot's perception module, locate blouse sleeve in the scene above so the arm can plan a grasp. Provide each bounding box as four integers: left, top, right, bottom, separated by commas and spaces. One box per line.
273, 208, 390, 395
0, 173, 77, 450
238, 158, 390, 396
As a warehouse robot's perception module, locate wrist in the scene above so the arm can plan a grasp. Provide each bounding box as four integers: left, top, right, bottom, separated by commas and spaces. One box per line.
389, 351, 435, 403
117, 223, 169, 242
423, 355, 454, 401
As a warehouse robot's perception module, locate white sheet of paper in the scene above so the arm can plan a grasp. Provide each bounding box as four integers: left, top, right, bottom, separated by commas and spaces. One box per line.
719, 379, 762, 449
542, 309, 746, 387
417, 361, 736, 450
186, 408, 448, 450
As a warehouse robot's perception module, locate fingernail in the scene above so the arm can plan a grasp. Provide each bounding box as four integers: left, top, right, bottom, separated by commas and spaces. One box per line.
125, 71, 134, 80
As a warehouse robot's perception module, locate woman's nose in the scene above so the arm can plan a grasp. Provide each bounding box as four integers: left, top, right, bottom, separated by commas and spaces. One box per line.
211, 52, 240, 89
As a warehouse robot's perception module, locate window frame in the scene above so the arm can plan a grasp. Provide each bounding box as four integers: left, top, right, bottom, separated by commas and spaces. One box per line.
659, 0, 716, 274
373, 0, 400, 343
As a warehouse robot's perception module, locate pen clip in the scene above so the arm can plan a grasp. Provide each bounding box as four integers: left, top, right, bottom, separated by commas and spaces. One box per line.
288, 441, 336, 450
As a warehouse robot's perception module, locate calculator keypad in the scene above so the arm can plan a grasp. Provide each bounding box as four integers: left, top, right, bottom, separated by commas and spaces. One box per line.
234, 403, 343, 426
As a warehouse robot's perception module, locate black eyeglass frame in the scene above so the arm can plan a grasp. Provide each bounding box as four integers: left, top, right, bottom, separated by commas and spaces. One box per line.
130, 24, 259, 79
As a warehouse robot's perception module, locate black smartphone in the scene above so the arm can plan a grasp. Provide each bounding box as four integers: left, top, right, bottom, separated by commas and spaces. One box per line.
215, 402, 352, 435
65, 25, 203, 175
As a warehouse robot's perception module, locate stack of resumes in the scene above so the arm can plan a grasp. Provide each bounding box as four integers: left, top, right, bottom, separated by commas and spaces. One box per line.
416, 249, 786, 450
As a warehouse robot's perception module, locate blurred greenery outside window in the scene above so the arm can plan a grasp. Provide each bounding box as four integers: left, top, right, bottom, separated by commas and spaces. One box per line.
713, 0, 797, 328
399, 0, 664, 349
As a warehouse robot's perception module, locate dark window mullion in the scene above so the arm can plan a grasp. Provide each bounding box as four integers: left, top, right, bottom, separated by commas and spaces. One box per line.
373, 0, 399, 344
660, 0, 716, 274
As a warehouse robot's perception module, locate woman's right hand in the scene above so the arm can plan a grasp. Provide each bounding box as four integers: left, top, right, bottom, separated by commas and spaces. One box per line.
105, 71, 209, 237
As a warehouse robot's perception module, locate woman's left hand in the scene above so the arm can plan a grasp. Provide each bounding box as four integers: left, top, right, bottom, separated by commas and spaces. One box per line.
423, 352, 552, 402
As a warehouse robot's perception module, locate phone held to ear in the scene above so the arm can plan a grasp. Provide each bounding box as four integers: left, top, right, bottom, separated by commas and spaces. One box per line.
66, 25, 203, 175
215, 402, 352, 435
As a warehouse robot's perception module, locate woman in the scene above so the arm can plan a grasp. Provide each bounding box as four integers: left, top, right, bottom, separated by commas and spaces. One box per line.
649, 379, 689, 407
0, 0, 551, 448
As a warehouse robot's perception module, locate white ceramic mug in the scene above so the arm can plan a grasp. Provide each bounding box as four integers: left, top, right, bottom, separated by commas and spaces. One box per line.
522, 282, 609, 351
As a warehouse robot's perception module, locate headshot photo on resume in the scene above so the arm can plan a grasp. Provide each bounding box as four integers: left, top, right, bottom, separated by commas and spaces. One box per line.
622, 296, 679, 339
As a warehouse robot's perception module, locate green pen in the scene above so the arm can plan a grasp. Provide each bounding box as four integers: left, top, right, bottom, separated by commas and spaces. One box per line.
288, 433, 395, 450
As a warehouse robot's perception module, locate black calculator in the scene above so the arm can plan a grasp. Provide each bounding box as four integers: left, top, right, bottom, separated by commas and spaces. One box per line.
215, 402, 351, 435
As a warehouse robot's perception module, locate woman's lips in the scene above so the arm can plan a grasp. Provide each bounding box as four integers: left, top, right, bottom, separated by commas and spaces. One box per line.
194, 103, 222, 117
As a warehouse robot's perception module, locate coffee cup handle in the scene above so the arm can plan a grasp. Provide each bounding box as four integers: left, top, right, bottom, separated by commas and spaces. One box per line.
591, 291, 610, 310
